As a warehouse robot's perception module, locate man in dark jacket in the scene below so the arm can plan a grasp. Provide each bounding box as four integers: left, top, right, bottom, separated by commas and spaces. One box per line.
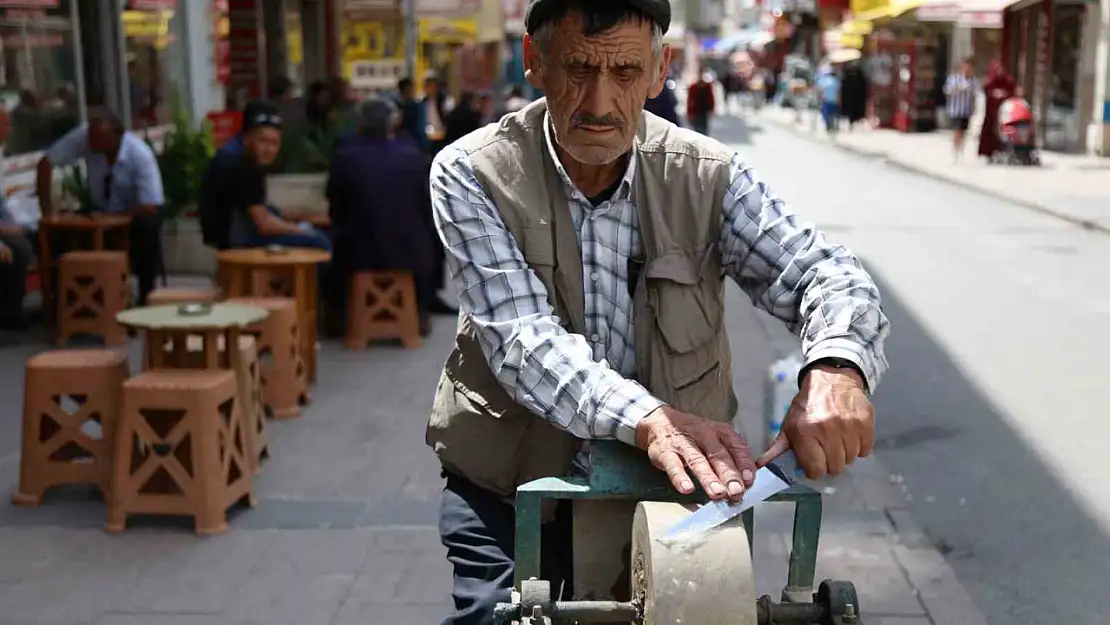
644, 75, 680, 125
326, 97, 438, 334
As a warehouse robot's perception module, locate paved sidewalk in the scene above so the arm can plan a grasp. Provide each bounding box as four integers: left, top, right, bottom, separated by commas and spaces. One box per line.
756, 104, 1110, 233
0, 276, 989, 624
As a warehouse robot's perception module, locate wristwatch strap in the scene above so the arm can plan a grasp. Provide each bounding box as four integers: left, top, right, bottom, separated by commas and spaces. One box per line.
797, 357, 868, 392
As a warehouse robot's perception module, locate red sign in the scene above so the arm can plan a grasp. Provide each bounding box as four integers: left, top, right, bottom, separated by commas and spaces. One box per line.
207, 111, 243, 147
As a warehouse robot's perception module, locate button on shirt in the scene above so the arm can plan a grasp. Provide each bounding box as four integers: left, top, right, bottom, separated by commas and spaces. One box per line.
431, 115, 890, 448
45, 125, 164, 213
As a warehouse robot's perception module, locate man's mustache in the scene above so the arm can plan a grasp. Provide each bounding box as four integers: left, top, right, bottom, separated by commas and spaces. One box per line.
572, 113, 623, 128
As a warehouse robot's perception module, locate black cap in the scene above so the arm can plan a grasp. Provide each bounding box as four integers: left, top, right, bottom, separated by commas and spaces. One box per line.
525, 0, 671, 35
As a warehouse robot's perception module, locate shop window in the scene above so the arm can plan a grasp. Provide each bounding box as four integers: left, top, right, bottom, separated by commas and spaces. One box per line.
0, 0, 81, 157
121, 0, 188, 129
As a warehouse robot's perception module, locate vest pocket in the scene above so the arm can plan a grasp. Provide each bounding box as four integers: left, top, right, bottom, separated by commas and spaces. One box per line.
646, 250, 729, 419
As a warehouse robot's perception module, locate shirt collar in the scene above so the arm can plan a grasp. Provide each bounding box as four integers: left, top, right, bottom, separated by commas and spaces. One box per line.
542, 111, 637, 203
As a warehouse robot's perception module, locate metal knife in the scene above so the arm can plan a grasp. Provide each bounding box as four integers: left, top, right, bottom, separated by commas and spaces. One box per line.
660, 450, 806, 540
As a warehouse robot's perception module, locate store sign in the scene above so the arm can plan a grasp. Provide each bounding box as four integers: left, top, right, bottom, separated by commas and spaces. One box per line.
129, 0, 177, 10
956, 9, 1002, 28
0, 0, 59, 7
347, 58, 407, 89
416, 0, 481, 18
344, 0, 396, 8
917, 1, 958, 22
503, 0, 525, 35
418, 17, 479, 43
212, 0, 230, 85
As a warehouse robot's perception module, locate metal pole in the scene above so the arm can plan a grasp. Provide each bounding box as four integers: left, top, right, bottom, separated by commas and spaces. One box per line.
403, 0, 418, 80
71, 0, 88, 124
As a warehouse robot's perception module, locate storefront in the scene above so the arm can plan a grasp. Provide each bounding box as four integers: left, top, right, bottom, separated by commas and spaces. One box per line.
848, 0, 947, 132
1, 0, 219, 192
338, 2, 407, 98
1000, 0, 1094, 152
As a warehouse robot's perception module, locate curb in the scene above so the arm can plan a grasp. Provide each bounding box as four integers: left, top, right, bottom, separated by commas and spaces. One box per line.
846, 455, 991, 625
760, 115, 1110, 236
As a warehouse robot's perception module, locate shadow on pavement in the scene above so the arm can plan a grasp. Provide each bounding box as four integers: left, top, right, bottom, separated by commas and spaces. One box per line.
866, 264, 1110, 625
709, 111, 763, 146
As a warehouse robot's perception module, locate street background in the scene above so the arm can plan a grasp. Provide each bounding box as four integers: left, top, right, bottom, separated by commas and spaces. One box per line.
5, 107, 1109, 624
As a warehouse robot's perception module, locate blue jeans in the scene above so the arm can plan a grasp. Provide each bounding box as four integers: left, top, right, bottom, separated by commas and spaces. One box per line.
245, 230, 333, 253
439, 473, 574, 625
821, 101, 840, 132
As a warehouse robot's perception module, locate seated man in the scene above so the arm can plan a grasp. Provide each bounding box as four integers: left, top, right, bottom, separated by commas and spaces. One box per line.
36, 107, 164, 305
0, 107, 33, 332
326, 96, 434, 334
203, 101, 331, 252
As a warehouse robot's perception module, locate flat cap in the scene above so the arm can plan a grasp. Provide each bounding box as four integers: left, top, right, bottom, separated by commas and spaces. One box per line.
524, 0, 671, 35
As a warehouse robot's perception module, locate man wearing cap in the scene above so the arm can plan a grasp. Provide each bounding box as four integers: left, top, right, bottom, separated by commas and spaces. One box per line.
200, 101, 331, 252
427, 1, 890, 622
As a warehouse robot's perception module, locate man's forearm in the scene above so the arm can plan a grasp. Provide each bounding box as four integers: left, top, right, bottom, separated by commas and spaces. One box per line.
470, 309, 664, 444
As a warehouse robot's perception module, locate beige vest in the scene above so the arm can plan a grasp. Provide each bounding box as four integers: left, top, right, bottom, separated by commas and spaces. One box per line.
426, 99, 739, 497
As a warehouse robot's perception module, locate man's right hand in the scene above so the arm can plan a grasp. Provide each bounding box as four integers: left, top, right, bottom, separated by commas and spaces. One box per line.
635, 406, 757, 502
0, 242, 12, 264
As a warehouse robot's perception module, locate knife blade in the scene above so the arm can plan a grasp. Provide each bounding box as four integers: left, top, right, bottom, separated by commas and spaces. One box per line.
660, 450, 805, 541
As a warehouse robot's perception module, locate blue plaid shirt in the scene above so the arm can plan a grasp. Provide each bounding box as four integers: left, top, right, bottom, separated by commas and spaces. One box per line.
431, 115, 890, 446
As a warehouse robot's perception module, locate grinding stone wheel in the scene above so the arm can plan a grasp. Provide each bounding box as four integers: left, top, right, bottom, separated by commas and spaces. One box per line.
631, 501, 758, 625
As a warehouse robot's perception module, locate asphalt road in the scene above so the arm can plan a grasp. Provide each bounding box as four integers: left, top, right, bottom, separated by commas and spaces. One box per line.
713, 112, 1110, 625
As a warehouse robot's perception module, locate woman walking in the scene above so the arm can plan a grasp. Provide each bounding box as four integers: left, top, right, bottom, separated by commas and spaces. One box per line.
977, 59, 1017, 160
943, 58, 979, 161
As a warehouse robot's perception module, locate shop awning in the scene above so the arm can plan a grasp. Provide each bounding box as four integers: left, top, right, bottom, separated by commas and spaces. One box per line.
851, 0, 925, 23
915, 0, 961, 22
957, 0, 1020, 28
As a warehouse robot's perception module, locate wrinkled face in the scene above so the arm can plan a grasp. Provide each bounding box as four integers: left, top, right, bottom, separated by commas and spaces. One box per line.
525, 13, 669, 166
245, 126, 282, 166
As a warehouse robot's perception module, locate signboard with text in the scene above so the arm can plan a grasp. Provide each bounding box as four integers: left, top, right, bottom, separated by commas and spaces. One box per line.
416, 0, 481, 18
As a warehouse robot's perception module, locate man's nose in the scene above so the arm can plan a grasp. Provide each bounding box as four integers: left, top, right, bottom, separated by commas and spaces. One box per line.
579, 73, 620, 119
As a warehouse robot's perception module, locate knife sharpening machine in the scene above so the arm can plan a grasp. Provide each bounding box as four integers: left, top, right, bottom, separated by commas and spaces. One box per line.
493, 442, 860, 625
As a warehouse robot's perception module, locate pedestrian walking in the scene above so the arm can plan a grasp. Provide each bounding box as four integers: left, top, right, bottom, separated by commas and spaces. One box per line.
977, 58, 1017, 161
815, 64, 841, 134
943, 58, 979, 161
427, 1, 890, 623
840, 61, 868, 130
686, 71, 716, 135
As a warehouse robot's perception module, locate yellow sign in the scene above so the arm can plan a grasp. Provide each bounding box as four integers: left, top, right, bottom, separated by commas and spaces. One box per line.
122, 9, 175, 49
850, 0, 887, 16
418, 18, 478, 44
286, 15, 303, 65
342, 20, 390, 64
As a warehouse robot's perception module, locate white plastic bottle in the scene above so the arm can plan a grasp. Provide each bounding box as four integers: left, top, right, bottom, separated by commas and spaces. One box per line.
766, 351, 803, 447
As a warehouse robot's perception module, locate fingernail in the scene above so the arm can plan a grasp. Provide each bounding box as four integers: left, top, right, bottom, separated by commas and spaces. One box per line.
727, 481, 743, 497
680, 479, 694, 492
709, 482, 724, 496
742, 469, 754, 483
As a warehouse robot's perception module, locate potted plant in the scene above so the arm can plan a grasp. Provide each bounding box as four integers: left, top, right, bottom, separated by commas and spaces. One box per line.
152, 102, 215, 275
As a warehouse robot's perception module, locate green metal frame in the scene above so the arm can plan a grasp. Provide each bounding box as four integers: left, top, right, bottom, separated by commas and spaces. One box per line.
513, 442, 823, 598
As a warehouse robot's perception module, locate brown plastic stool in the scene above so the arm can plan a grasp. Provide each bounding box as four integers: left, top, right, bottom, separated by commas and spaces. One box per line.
13, 349, 129, 506
57, 251, 130, 346
147, 286, 222, 306
106, 369, 253, 535
346, 271, 422, 350
224, 297, 307, 419
147, 334, 269, 473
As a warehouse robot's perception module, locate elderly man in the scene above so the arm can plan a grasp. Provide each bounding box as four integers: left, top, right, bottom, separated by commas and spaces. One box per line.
326, 97, 435, 334
36, 107, 164, 305
426, 0, 890, 622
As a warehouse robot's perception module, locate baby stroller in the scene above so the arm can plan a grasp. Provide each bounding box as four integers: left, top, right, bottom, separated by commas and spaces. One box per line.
991, 95, 1040, 166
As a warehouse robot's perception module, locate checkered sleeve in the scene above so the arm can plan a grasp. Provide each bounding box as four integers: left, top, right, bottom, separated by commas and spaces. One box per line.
718, 153, 890, 391
430, 146, 663, 444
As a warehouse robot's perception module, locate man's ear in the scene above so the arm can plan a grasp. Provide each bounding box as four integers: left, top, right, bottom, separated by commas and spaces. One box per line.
646, 45, 673, 99
523, 34, 544, 91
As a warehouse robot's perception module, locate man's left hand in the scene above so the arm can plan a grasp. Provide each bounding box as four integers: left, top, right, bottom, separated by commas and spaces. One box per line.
756, 364, 874, 479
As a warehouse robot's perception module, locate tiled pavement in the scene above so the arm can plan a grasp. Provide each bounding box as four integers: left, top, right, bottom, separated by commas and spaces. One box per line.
0, 276, 988, 624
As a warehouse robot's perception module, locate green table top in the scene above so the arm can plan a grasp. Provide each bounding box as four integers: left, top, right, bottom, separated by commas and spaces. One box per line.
116, 303, 269, 331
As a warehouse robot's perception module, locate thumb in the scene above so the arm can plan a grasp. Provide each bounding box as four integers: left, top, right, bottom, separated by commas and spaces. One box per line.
756, 432, 791, 468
